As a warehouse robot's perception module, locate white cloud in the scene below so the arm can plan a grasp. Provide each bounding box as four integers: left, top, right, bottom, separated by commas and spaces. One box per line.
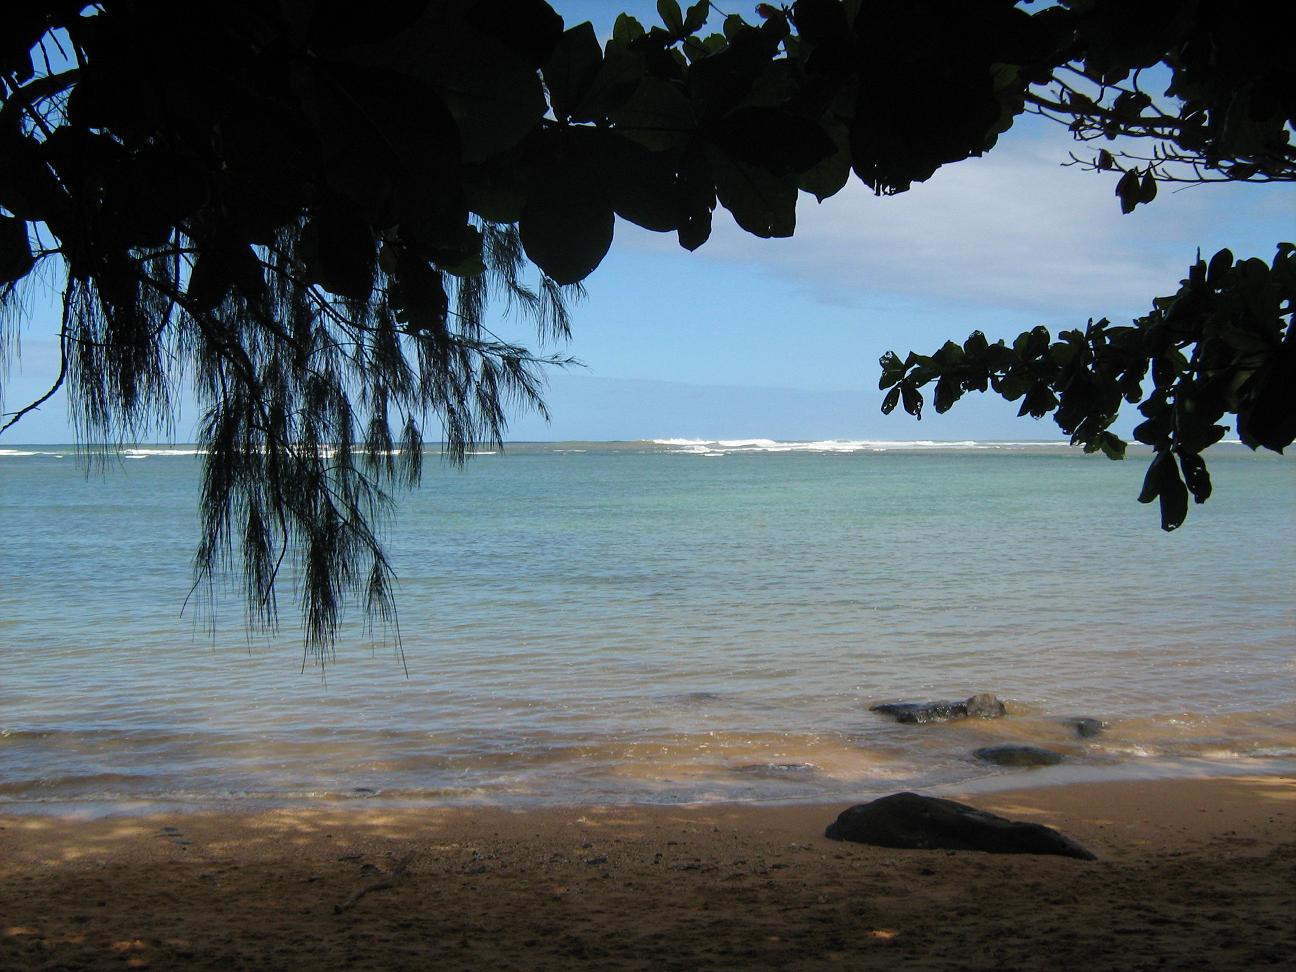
617, 122, 1291, 321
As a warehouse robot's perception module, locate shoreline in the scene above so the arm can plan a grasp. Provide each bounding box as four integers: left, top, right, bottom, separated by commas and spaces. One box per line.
4, 752, 1294, 820
3, 775, 1292, 969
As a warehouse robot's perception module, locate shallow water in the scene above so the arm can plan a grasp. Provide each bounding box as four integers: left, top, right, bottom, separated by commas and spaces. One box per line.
1, 440, 1293, 811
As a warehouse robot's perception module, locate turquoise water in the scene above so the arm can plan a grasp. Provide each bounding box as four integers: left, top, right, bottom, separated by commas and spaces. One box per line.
1, 440, 1293, 812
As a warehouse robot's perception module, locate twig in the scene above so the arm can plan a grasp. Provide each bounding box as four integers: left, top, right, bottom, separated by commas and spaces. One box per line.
333, 855, 412, 913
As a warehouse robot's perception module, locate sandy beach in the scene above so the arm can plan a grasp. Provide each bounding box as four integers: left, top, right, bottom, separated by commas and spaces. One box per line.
1, 774, 1292, 970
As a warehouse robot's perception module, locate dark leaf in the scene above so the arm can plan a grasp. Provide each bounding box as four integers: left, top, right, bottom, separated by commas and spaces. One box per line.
294, 61, 463, 227
710, 107, 836, 177
612, 77, 698, 151
878, 350, 904, 389
304, 195, 376, 301
306, 1, 428, 50
1115, 168, 1141, 214
1132, 413, 1172, 447
1206, 248, 1234, 285
0, 216, 34, 285
465, 0, 565, 70
1178, 451, 1212, 504
1139, 169, 1158, 204
572, 46, 643, 121
520, 131, 615, 284
676, 146, 715, 250
613, 13, 647, 46
792, 0, 851, 48
658, 0, 686, 36
544, 22, 603, 121
933, 376, 961, 413
0, 132, 68, 222
900, 383, 923, 419
881, 385, 901, 414
1137, 450, 1189, 531
707, 145, 796, 238
684, 2, 709, 35
336, 16, 545, 163
1097, 431, 1127, 460
187, 240, 264, 311
591, 132, 681, 232
797, 120, 851, 201
1235, 335, 1296, 452
390, 250, 448, 331
1019, 383, 1058, 418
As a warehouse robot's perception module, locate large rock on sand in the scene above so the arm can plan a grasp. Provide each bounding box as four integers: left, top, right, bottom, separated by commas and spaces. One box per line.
825, 792, 1096, 860
974, 744, 1065, 767
871, 693, 1006, 724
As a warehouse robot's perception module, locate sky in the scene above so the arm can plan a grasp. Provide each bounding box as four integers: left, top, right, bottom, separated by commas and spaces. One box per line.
2, 0, 1292, 443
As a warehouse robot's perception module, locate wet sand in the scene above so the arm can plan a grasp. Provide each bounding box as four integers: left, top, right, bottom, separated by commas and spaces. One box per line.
2, 775, 1293, 970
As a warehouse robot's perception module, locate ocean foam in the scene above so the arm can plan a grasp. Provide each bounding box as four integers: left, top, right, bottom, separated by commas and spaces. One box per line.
650, 438, 1068, 455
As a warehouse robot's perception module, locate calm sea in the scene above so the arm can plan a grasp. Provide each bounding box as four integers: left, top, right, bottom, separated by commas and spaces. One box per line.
1, 440, 1293, 813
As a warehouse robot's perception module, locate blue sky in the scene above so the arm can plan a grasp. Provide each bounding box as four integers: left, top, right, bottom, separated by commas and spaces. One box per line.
2, 1, 1292, 443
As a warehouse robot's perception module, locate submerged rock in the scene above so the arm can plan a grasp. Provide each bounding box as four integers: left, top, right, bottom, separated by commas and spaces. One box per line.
870, 693, 1007, 725
825, 792, 1096, 860
973, 744, 1065, 767
1067, 717, 1105, 739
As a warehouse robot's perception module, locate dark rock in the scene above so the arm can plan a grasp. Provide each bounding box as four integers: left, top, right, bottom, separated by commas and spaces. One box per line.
1067, 718, 1105, 739
825, 792, 1096, 860
870, 699, 968, 724
965, 693, 1007, 719
871, 693, 1007, 724
973, 744, 1065, 767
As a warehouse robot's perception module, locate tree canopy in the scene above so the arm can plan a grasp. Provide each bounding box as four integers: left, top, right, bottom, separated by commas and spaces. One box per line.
1, 0, 1292, 648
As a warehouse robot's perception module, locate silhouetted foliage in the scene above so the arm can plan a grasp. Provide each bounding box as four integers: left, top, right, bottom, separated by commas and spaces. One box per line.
1, 1, 1291, 646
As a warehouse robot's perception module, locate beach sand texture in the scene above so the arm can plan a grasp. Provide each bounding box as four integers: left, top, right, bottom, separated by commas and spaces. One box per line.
1, 775, 1292, 970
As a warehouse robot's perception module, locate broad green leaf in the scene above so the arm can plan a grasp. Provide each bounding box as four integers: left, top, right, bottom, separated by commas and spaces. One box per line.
613, 13, 646, 46
592, 132, 680, 232
658, 0, 685, 36
1096, 431, 1127, 460
881, 386, 901, 414
707, 145, 796, 238
684, 1, 710, 35
612, 77, 697, 151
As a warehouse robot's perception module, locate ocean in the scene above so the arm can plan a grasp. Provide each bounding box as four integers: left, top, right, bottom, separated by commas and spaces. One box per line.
1, 440, 1293, 813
